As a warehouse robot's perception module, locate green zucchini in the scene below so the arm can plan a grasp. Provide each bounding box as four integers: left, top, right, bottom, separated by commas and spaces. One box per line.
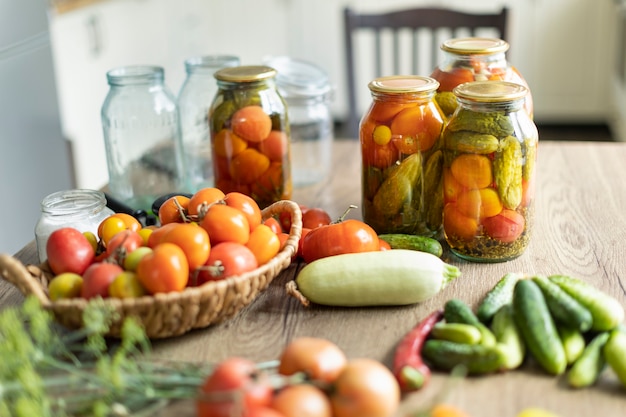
491, 304, 525, 370
291, 249, 461, 307
477, 272, 524, 324
532, 275, 593, 332
567, 332, 609, 388
558, 326, 586, 365
604, 328, 626, 388
513, 279, 567, 375
422, 339, 507, 374
430, 322, 482, 345
548, 274, 625, 331
444, 298, 496, 347
377, 234, 443, 257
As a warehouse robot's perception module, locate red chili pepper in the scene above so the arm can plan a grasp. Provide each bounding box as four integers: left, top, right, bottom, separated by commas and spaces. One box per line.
393, 309, 444, 392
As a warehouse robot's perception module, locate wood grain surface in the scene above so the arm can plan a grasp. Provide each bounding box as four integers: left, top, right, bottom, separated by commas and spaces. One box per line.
2, 140, 626, 417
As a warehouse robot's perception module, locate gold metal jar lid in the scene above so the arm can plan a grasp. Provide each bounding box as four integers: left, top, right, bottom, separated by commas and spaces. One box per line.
368, 75, 439, 94
214, 65, 277, 82
453, 81, 528, 103
441, 37, 509, 55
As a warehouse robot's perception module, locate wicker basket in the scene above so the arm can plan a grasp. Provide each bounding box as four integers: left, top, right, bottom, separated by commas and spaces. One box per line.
0, 200, 302, 339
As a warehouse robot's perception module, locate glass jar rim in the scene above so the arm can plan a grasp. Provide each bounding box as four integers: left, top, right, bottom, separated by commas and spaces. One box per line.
41, 189, 107, 215
368, 75, 439, 95
106, 66, 164, 85
263, 55, 332, 99
214, 65, 277, 83
184, 55, 240, 73
453, 81, 528, 103
441, 37, 509, 55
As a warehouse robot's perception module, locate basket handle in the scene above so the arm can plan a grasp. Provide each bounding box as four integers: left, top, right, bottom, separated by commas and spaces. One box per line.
261, 199, 303, 259
0, 253, 52, 307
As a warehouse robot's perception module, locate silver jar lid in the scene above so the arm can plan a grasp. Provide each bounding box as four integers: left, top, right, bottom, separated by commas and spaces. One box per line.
264, 56, 332, 99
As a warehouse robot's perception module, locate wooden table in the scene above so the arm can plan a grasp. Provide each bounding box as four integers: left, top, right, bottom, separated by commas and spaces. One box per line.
2, 139, 626, 416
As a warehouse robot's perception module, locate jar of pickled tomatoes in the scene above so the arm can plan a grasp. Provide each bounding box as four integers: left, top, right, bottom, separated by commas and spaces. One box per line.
361, 76, 445, 237
442, 81, 538, 262
210, 66, 292, 208
430, 37, 533, 118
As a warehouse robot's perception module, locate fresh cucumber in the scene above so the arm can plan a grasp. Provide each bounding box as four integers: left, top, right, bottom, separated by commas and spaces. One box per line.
532, 275, 593, 332
422, 339, 506, 374
377, 234, 443, 257
444, 298, 496, 347
430, 322, 482, 345
491, 304, 525, 370
477, 272, 524, 324
290, 249, 461, 307
567, 332, 609, 388
548, 274, 625, 331
604, 328, 626, 388
513, 279, 567, 375
558, 326, 586, 365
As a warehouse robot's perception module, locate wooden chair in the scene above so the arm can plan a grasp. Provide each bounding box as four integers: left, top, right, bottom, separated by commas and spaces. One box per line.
343, 6, 509, 138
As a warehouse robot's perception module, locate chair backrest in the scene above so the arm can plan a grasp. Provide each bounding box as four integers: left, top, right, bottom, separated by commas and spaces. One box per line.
343, 6, 509, 138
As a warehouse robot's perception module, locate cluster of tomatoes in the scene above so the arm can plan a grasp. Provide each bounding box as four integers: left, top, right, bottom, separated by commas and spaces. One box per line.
197, 337, 400, 417
45, 187, 284, 301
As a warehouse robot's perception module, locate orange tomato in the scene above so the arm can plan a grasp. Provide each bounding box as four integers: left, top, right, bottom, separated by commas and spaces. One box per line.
246, 224, 280, 266
430, 404, 472, 417
301, 208, 332, 230
231, 105, 273, 142
278, 337, 347, 383
264, 217, 283, 235
378, 238, 391, 251
258, 130, 288, 162
198, 242, 258, 282
224, 192, 263, 231
200, 204, 250, 245
250, 162, 289, 204
390, 105, 443, 153
97, 213, 142, 236
136, 242, 189, 293
229, 148, 271, 184
450, 154, 493, 189
330, 358, 400, 417
158, 195, 190, 225
367, 99, 417, 123
443, 167, 464, 204
443, 203, 479, 241
188, 187, 226, 217
361, 118, 398, 169
213, 128, 248, 158
98, 216, 127, 247
455, 188, 503, 219
270, 384, 332, 417
159, 223, 211, 270
430, 67, 475, 92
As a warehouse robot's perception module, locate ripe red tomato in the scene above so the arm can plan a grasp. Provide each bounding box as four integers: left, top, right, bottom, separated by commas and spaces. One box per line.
270, 384, 332, 417
197, 357, 273, 417
197, 242, 258, 283
46, 227, 95, 275
301, 219, 380, 264
483, 209, 526, 243
136, 242, 189, 293
225, 192, 263, 232
278, 337, 347, 383
279, 205, 308, 233
264, 217, 283, 235
105, 230, 144, 261
302, 208, 332, 230
81, 262, 124, 299
330, 358, 401, 417
200, 204, 250, 245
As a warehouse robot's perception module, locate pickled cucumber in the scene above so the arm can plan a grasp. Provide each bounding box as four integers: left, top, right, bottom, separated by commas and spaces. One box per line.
523, 136, 537, 181
434, 91, 457, 117
373, 153, 422, 216
422, 150, 444, 230
447, 109, 514, 137
494, 136, 523, 210
444, 130, 500, 154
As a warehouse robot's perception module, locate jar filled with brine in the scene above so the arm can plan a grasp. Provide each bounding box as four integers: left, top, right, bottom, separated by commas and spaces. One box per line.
361, 76, 445, 237
210, 66, 292, 208
430, 37, 533, 118
442, 81, 538, 262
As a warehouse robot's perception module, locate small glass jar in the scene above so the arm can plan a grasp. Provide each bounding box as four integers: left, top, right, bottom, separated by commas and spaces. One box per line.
360, 76, 446, 237
177, 55, 240, 191
442, 81, 538, 262
430, 37, 533, 118
35, 189, 114, 263
101, 65, 187, 213
264, 56, 333, 187
210, 65, 292, 208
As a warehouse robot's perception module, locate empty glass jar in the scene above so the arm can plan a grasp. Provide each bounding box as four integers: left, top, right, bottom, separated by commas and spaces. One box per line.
177, 55, 240, 191
101, 65, 187, 213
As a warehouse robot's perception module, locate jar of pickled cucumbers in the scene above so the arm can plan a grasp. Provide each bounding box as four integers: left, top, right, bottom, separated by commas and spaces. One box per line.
442, 81, 538, 262
430, 37, 533, 118
210, 65, 292, 208
361, 75, 445, 237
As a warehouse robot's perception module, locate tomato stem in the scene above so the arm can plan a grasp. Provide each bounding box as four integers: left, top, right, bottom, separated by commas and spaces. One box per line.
334, 205, 359, 223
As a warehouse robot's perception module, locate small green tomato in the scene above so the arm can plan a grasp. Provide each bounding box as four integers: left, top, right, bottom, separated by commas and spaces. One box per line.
108, 271, 146, 299
124, 246, 153, 272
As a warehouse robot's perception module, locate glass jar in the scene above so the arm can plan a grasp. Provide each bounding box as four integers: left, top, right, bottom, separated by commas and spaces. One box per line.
442, 81, 538, 262
177, 55, 240, 191
101, 65, 187, 213
360, 76, 446, 237
264, 56, 333, 187
210, 65, 292, 208
430, 37, 533, 118
35, 189, 114, 263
